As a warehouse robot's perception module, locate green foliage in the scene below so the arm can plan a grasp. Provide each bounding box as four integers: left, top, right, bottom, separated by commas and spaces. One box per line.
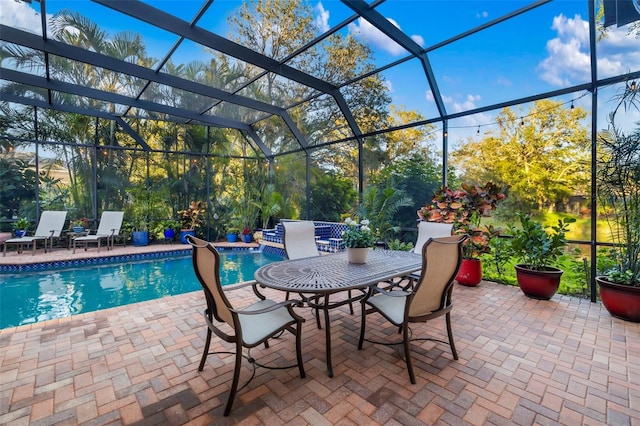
507, 213, 576, 270
370, 154, 443, 229
0, 157, 37, 219
451, 99, 590, 214
358, 185, 413, 242
310, 169, 356, 222
387, 239, 414, 252
596, 83, 640, 286
13, 217, 31, 231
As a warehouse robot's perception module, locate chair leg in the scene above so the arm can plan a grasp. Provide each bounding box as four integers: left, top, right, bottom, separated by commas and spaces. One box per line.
445, 312, 458, 360
198, 328, 212, 371
295, 320, 306, 378
403, 324, 416, 384
224, 341, 243, 416
357, 302, 367, 350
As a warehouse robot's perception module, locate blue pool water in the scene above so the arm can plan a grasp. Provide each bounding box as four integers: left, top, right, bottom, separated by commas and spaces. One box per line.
0, 252, 282, 329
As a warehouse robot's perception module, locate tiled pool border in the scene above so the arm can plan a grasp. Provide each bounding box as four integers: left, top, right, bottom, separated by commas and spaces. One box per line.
0, 246, 261, 273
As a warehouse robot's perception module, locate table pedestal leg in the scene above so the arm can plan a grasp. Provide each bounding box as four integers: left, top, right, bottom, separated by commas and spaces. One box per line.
324, 294, 333, 377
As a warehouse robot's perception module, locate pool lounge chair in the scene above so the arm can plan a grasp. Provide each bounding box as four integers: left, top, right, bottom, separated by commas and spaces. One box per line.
73, 211, 124, 254
3, 211, 68, 256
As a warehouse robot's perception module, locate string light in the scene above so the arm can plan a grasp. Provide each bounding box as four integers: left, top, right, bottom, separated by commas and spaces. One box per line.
631, 81, 637, 92
441, 91, 589, 135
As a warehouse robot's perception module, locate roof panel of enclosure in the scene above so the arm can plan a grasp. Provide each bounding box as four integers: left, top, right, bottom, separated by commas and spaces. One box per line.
1, 0, 639, 158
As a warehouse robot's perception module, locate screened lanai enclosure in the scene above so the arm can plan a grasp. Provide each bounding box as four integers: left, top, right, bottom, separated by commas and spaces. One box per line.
1, 0, 639, 297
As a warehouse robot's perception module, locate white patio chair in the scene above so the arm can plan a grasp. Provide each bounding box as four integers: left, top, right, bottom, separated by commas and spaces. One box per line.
358, 234, 468, 384
413, 221, 454, 254
73, 211, 124, 253
187, 235, 305, 416
282, 220, 319, 260
3, 211, 68, 256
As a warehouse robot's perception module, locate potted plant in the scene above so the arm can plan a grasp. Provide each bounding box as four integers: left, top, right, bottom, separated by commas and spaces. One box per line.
241, 227, 253, 243
13, 217, 30, 237
506, 213, 576, 300
178, 201, 205, 244
595, 82, 640, 321
418, 182, 505, 286
226, 226, 239, 243
71, 218, 87, 233
342, 217, 376, 264
131, 217, 150, 247
154, 219, 180, 241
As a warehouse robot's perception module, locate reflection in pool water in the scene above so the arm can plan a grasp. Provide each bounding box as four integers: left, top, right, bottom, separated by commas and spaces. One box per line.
0, 251, 282, 329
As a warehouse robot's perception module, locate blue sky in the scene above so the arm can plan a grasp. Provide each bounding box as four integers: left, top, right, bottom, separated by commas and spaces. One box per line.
2, 0, 639, 140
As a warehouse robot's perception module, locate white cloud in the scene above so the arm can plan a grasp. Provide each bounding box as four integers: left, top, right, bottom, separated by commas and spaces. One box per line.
384, 79, 394, 93
476, 11, 489, 19
314, 2, 330, 33
537, 13, 640, 86
0, 0, 42, 34
348, 17, 423, 56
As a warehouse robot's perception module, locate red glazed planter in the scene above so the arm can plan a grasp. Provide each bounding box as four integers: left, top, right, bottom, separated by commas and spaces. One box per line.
514, 265, 563, 300
597, 277, 640, 322
456, 258, 482, 287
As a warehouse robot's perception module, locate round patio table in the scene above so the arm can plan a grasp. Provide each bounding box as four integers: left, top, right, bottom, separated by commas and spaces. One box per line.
254, 249, 422, 377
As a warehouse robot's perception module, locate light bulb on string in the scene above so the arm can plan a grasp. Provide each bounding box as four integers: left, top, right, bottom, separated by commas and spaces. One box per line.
476, 126, 480, 135
631, 81, 637, 92
570, 101, 574, 109
520, 117, 524, 126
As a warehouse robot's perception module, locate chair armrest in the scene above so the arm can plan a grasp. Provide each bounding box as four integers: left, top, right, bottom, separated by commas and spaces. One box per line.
229, 299, 303, 315
370, 286, 411, 298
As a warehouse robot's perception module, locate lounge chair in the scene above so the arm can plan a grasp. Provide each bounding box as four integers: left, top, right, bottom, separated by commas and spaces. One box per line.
72, 211, 124, 254
3, 211, 68, 256
358, 234, 468, 384
187, 235, 305, 416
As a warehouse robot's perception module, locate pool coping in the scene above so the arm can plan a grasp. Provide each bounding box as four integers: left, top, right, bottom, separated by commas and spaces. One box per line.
0, 242, 263, 273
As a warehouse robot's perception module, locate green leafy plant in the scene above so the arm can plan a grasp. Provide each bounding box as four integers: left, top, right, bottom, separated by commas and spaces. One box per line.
596, 83, 640, 286
507, 213, 576, 271
72, 218, 87, 227
387, 239, 414, 251
13, 217, 30, 231
342, 217, 376, 248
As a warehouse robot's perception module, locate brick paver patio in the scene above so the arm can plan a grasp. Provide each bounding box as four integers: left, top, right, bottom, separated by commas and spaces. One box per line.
1, 245, 640, 425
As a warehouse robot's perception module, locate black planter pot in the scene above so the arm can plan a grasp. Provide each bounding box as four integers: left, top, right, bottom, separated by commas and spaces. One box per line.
597, 276, 640, 322
514, 264, 563, 300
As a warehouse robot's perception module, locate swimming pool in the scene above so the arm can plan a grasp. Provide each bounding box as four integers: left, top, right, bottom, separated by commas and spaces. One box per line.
0, 251, 282, 329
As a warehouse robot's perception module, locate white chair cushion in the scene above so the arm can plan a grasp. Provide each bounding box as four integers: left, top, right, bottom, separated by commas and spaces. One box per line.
237, 299, 295, 346
367, 291, 410, 325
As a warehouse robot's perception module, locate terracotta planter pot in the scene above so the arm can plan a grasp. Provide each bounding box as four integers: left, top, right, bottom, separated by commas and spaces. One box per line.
456, 258, 482, 286
514, 264, 563, 300
347, 247, 369, 264
597, 276, 640, 322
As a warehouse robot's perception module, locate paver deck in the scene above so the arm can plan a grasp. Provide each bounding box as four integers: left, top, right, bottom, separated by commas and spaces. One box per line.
1, 244, 639, 425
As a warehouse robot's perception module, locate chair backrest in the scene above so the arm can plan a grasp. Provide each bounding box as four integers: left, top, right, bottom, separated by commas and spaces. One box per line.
34, 211, 68, 237
188, 235, 234, 328
413, 221, 454, 254
409, 234, 467, 318
96, 211, 124, 235
282, 220, 319, 260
